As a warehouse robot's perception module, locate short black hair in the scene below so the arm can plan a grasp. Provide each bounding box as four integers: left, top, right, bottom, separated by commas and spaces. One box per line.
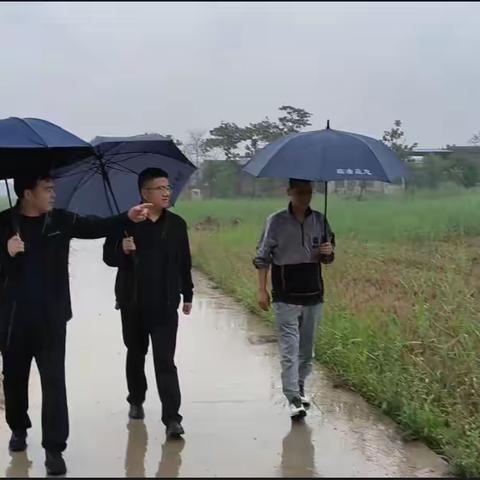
14, 174, 53, 199
138, 167, 169, 192
288, 178, 312, 189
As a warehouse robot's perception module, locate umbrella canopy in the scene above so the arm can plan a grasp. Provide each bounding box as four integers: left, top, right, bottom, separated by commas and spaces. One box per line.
243, 124, 409, 183
53, 134, 196, 217
0, 117, 93, 179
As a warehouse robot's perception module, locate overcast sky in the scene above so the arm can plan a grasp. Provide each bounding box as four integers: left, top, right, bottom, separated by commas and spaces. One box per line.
1, 1, 479, 148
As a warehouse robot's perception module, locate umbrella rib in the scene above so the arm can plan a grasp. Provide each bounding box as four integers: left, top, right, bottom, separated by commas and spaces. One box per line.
100, 167, 118, 216
104, 152, 196, 174
53, 163, 99, 179
62, 162, 103, 209
102, 148, 195, 168
341, 132, 394, 183
103, 153, 146, 175
14, 118, 49, 147
103, 164, 135, 176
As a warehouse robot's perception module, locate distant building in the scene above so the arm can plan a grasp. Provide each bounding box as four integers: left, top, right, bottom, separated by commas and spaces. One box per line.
406, 146, 480, 164
406, 148, 453, 165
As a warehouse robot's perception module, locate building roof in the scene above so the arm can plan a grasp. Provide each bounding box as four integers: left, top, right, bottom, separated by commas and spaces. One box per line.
411, 148, 453, 155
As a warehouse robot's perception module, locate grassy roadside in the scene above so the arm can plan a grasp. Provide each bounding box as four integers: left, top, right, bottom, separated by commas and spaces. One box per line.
175, 193, 480, 477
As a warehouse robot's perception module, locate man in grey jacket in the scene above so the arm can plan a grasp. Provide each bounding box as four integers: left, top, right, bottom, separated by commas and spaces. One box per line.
253, 178, 335, 419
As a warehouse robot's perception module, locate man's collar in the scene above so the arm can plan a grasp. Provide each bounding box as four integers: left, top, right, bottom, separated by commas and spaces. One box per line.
147, 208, 168, 224
288, 202, 312, 217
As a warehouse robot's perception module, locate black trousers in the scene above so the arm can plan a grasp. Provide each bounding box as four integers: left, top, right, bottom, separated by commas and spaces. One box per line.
1, 304, 68, 452
120, 306, 182, 426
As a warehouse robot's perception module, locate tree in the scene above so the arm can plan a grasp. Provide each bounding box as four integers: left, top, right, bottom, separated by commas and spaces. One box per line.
382, 120, 418, 160
242, 112, 306, 198
382, 120, 418, 191
449, 155, 480, 188
184, 130, 207, 166
202, 106, 313, 198
203, 122, 246, 161
277, 105, 312, 135
202, 160, 241, 198
470, 132, 480, 145
243, 118, 282, 158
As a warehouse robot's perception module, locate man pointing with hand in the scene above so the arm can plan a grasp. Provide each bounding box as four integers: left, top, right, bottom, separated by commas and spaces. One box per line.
103, 167, 193, 441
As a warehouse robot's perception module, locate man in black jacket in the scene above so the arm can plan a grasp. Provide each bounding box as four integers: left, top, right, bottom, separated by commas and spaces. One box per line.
103, 167, 193, 440
0, 173, 151, 476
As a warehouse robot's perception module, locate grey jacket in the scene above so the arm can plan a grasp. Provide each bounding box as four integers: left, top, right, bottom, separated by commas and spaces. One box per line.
253, 204, 335, 305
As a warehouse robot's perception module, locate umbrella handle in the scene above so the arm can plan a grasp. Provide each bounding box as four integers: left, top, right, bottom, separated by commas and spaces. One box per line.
123, 229, 139, 306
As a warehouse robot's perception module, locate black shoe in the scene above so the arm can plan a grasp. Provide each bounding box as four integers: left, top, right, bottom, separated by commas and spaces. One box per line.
129, 404, 145, 420
9, 430, 27, 452
166, 421, 185, 440
45, 451, 66, 476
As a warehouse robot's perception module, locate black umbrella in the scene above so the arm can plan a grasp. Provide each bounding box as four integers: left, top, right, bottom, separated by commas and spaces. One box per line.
52, 134, 196, 217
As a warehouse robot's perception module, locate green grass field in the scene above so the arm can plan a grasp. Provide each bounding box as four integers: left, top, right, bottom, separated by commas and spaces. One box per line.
174, 190, 480, 477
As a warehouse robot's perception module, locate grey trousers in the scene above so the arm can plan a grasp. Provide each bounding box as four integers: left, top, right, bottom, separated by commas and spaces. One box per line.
273, 302, 323, 402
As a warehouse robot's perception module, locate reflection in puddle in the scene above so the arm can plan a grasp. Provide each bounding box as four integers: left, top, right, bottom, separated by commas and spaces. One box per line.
5, 451, 33, 478
280, 421, 317, 477
156, 438, 185, 478
125, 420, 148, 478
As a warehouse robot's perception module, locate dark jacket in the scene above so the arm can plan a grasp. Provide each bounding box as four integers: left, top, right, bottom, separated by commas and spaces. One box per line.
102, 210, 193, 312
0, 207, 132, 348
253, 204, 335, 305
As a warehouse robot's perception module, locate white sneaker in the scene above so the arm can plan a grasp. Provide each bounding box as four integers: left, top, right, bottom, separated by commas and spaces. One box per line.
289, 398, 307, 419
300, 395, 311, 409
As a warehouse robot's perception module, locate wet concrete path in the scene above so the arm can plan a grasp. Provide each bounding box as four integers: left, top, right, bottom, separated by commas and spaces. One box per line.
0, 240, 450, 477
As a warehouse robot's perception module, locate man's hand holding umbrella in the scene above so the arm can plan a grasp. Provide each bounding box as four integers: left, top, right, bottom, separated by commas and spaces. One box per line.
313, 241, 334, 261
122, 236, 136, 255
7, 234, 25, 258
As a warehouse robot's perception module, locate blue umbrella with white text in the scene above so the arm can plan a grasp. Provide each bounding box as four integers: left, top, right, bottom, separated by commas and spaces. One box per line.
243, 121, 409, 241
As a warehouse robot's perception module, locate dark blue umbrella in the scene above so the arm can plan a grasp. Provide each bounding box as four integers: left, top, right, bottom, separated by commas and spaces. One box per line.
52, 134, 196, 217
0, 116, 93, 233
243, 121, 409, 241
0, 117, 93, 181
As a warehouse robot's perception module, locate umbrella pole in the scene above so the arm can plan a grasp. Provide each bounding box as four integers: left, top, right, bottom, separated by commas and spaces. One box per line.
323, 181, 328, 243
5, 179, 19, 235
98, 159, 121, 215
98, 159, 139, 304
5, 179, 13, 208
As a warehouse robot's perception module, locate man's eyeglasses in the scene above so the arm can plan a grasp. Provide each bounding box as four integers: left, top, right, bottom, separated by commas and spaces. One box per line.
144, 186, 173, 194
